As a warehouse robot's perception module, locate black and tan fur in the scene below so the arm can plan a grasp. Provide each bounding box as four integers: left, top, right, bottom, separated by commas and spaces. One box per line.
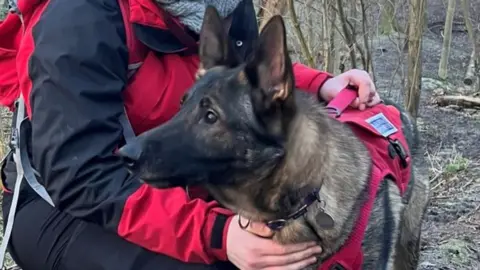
118, 7, 430, 270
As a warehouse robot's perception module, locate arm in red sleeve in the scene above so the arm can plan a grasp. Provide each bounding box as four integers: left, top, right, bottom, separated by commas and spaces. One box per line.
292, 62, 333, 99
25, 0, 232, 264
119, 185, 234, 263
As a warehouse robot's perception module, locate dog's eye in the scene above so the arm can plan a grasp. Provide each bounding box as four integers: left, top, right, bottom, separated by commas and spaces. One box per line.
204, 110, 218, 124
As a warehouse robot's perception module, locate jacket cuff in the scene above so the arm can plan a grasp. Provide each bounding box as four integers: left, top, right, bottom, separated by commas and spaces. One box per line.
206, 213, 233, 261
291, 63, 333, 102
312, 73, 334, 102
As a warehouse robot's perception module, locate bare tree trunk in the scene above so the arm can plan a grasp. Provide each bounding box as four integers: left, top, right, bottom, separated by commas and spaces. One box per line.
256, 0, 267, 21
460, 0, 480, 89
287, 0, 315, 67
438, 0, 456, 80
359, 0, 375, 81
379, 0, 399, 35
306, 0, 315, 59
464, 51, 477, 86
337, 0, 357, 69
349, 0, 358, 33
405, 0, 426, 120
257, 0, 287, 30
323, 0, 337, 73
322, 0, 329, 69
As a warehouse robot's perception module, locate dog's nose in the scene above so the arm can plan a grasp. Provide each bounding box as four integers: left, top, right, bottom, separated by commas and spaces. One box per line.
117, 143, 143, 169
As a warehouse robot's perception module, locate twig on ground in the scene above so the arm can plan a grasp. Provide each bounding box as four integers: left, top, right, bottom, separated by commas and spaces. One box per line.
435, 95, 480, 109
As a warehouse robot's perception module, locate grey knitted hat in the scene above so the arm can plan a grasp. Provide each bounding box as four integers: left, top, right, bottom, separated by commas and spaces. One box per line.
155, 0, 244, 33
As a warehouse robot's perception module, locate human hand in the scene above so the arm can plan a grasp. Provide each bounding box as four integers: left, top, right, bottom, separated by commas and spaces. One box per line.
319, 69, 381, 110
226, 215, 322, 270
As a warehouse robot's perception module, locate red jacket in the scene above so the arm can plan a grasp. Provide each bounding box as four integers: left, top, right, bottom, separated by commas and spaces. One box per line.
0, 0, 333, 264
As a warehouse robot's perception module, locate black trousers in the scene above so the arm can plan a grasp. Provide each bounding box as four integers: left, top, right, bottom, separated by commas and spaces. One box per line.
1, 157, 236, 270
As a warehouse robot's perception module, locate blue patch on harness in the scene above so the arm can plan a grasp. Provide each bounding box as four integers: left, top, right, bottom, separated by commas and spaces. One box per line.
365, 113, 398, 137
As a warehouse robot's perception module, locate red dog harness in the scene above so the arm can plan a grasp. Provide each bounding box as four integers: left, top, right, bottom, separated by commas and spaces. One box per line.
318, 88, 412, 270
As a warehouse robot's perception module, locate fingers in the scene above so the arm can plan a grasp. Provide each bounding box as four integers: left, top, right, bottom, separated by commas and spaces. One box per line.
227, 215, 323, 270
345, 69, 376, 110
355, 76, 374, 106
367, 92, 382, 107
266, 241, 319, 255
260, 245, 321, 267
234, 240, 321, 270
263, 256, 318, 270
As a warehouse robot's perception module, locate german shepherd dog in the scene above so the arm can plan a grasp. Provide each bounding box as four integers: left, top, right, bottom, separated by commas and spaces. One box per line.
118, 7, 430, 270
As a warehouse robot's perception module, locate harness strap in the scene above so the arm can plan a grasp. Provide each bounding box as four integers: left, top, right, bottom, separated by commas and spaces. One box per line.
325, 86, 359, 117
0, 96, 56, 268
319, 167, 386, 270
0, 103, 136, 270
120, 107, 136, 143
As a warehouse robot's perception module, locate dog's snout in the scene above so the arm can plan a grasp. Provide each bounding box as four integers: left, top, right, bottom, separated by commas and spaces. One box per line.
117, 143, 143, 169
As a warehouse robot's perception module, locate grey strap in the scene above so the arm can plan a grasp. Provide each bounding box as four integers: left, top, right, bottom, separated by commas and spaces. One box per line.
120, 108, 136, 144
0, 97, 24, 267
0, 142, 23, 268
0, 100, 135, 268
13, 97, 54, 205
0, 97, 54, 268
127, 62, 143, 80
7, 0, 18, 13
122, 63, 140, 144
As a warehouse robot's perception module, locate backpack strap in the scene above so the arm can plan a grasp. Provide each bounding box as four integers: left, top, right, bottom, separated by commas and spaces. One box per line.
119, 107, 136, 143
0, 96, 55, 268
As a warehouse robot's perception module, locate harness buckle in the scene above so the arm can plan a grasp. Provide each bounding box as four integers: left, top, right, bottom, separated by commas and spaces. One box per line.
8, 100, 20, 151
388, 139, 408, 168
266, 219, 288, 230
325, 107, 341, 118
264, 188, 324, 231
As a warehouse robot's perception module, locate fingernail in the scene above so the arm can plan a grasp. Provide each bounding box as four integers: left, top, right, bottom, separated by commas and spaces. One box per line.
312, 246, 323, 253
309, 257, 317, 263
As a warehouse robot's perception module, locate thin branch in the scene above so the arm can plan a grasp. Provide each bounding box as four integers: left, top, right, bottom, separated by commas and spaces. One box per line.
287, 0, 315, 67
360, 0, 375, 81
336, 0, 357, 68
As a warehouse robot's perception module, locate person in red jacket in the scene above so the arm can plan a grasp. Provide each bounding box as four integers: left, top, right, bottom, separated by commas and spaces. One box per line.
0, 0, 380, 269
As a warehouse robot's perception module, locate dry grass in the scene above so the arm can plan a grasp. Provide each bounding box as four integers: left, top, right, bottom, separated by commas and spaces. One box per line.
0, 110, 10, 162
426, 144, 477, 194
426, 144, 475, 191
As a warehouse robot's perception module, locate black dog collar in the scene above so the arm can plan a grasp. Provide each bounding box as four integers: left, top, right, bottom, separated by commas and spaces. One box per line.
264, 188, 334, 231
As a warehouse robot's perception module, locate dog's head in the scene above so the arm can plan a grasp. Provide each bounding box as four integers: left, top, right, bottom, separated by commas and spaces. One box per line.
118, 7, 298, 189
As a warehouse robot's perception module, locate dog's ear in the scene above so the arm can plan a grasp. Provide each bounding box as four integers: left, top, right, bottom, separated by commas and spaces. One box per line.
198, 6, 239, 73
245, 15, 294, 102
245, 15, 296, 137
